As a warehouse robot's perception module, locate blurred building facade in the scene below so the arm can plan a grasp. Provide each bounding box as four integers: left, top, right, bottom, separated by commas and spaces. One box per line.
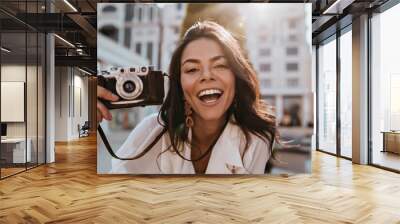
97, 3, 186, 134
97, 3, 148, 71
97, 3, 186, 72
244, 4, 313, 127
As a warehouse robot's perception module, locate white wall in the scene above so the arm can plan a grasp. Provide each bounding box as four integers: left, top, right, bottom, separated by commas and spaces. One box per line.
55, 67, 68, 141
1, 65, 38, 138
1, 65, 26, 140
72, 73, 89, 138
54, 67, 89, 141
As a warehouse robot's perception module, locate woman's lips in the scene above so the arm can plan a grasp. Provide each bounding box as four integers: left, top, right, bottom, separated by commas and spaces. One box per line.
197, 88, 223, 97
197, 92, 224, 106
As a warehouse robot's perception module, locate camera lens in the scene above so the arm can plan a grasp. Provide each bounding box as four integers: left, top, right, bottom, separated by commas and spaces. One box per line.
120, 68, 125, 73
123, 81, 136, 93
115, 75, 143, 100
141, 67, 147, 73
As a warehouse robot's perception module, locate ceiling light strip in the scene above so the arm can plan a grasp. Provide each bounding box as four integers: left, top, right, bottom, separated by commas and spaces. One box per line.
54, 34, 75, 48
63, 0, 78, 12
1, 47, 11, 53
323, 0, 355, 15
78, 67, 92, 76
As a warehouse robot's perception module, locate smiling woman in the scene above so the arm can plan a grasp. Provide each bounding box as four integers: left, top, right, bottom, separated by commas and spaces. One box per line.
99, 21, 278, 174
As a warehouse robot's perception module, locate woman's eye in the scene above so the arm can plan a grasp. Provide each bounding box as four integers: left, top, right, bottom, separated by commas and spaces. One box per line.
215, 64, 228, 69
186, 68, 198, 73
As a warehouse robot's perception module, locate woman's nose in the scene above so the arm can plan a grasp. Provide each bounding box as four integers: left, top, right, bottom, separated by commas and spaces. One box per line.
200, 67, 214, 81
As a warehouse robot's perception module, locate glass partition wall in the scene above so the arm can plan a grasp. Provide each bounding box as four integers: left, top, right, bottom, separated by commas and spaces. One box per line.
317, 35, 337, 155
316, 27, 353, 159
339, 27, 352, 159
0, 1, 46, 179
316, 0, 400, 173
370, 2, 400, 172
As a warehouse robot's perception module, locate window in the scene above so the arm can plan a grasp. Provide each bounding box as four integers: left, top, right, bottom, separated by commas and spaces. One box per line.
262, 95, 276, 107
340, 29, 352, 158
289, 34, 297, 41
286, 63, 298, 72
286, 47, 298, 56
149, 7, 153, 22
371, 3, 400, 171
125, 4, 134, 21
259, 34, 268, 42
103, 5, 116, 13
135, 43, 142, 55
99, 25, 118, 42
260, 79, 272, 88
147, 42, 153, 64
282, 96, 302, 126
288, 19, 297, 29
318, 37, 337, 154
138, 7, 142, 22
124, 28, 131, 48
287, 78, 299, 87
260, 63, 271, 72
259, 48, 271, 57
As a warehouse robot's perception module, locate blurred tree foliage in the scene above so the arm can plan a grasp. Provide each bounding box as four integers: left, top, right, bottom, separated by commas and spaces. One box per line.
180, 3, 247, 51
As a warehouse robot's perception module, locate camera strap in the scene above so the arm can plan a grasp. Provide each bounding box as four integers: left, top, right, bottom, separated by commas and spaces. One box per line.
97, 125, 166, 160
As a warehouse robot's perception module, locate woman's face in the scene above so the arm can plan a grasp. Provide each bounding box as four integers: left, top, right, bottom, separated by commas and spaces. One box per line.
180, 37, 235, 124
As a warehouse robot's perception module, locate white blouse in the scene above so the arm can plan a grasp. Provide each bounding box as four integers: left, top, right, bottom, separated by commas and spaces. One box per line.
110, 113, 271, 174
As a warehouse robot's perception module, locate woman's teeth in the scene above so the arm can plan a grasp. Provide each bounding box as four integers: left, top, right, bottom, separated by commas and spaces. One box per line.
197, 89, 223, 103
198, 89, 222, 97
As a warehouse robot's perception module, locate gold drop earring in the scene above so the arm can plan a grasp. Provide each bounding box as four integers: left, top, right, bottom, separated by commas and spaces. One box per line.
184, 100, 194, 128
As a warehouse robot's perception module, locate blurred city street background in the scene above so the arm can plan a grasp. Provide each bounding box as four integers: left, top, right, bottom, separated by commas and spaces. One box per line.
97, 3, 313, 174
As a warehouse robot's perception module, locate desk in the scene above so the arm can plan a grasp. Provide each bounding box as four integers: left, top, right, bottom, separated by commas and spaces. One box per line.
1, 138, 31, 163
382, 131, 400, 154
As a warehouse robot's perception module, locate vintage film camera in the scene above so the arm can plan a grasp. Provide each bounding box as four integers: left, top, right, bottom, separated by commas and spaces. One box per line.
98, 66, 165, 109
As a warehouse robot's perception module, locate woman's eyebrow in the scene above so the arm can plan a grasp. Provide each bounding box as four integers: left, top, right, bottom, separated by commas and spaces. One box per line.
182, 55, 226, 66
210, 55, 226, 62
181, 58, 199, 66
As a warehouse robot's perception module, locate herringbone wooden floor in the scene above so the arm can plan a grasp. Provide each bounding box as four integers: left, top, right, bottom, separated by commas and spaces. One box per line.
1, 135, 400, 224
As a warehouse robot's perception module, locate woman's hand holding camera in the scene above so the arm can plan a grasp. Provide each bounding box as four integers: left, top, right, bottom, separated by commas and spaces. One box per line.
97, 86, 119, 124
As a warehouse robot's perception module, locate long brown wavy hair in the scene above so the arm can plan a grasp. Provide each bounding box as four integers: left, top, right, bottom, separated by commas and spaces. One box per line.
156, 21, 278, 161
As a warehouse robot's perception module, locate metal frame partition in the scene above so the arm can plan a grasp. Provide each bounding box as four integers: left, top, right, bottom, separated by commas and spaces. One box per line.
338, 24, 353, 161
315, 32, 339, 157
0, 1, 48, 180
314, 21, 353, 161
